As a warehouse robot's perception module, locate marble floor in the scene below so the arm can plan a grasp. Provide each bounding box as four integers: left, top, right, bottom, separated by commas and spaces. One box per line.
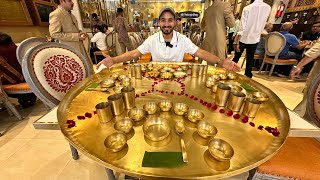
0, 62, 306, 180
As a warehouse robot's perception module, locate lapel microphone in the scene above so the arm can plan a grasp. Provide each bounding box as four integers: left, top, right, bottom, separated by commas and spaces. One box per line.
165, 42, 173, 48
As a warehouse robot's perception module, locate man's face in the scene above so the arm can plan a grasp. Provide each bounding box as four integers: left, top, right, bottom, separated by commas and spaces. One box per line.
159, 11, 176, 35
61, 0, 74, 11
311, 23, 320, 33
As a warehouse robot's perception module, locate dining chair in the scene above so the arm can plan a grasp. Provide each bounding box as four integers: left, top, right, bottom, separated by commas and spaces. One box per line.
250, 73, 320, 180
241, 54, 265, 68
258, 32, 298, 78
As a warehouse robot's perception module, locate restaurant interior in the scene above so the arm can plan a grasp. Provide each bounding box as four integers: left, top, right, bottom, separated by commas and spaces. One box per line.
0, 0, 320, 179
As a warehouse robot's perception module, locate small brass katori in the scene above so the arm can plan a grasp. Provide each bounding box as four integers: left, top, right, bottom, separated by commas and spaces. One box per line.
208, 139, 234, 161
143, 117, 170, 141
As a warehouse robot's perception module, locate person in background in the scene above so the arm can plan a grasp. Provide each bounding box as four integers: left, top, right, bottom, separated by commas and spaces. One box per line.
0, 32, 37, 108
233, 0, 271, 78
134, 19, 141, 32
50, 0, 94, 74
227, 13, 240, 54
301, 22, 320, 41
201, 0, 235, 64
97, 6, 240, 73
102, 24, 110, 34
190, 19, 200, 37
90, 25, 108, 63
114, 8, 133, 55
290, 38, 320, 118
174, 17, 183, 33
255, 22, 273, 55
91, 13, 104, 34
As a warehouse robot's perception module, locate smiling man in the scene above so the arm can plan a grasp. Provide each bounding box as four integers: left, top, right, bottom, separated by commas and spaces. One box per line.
97, 6, 240, 72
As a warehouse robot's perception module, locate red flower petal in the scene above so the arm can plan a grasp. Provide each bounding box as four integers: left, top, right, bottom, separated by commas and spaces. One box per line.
93, 111, 97, 114
265, 126, 272, 133
200, 99, 204, 103
219, 109, 225, 113
226, 110, 233, 116
148, 90, 151, 93
171, 91, 174, 95
185, 94, 188, 96
271, 128, 280, 136
135, 94, 140, 97
77, 115, 85, 120
249, 122, 255, 127
242, 116, 249, 121
241, 117, 248, 123
206, 103, 212, 108
258, 125, 264, 130
67, 121, 76, 128
233, 114, 240, 119
211, 105, 218, 111
194, 97, 198, 100
66, 119, 74, 124
85, 112, 92, 118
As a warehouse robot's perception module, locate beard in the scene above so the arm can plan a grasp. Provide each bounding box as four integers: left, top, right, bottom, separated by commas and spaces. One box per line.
160, 26, 174, 35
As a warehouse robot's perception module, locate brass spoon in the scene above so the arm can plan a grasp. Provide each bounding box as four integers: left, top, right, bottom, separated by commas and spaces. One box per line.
175, 122, 188, 163
87, 87, 109, 92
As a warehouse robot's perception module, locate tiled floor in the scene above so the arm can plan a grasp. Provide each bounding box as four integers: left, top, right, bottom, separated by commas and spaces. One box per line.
0, 63, 306, 180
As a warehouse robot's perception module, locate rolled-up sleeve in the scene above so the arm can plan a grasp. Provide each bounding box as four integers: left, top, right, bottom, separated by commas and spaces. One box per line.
137, 37, 151, 54
237, 9, 248, 36
49, 13, 79, 42
184, 37, 199, 55
305, 41, 320, 59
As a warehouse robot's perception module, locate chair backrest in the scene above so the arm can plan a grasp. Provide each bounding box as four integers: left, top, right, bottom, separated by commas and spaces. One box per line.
307, 68, 320, 127
16, 37, 47, 65
129, 35, 138, 49
133, 33, 143, 45
22, 42, 92, 108
264, 32, 286, 57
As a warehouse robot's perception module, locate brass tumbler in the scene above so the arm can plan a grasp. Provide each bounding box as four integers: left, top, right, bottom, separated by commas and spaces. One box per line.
130, 64, 135, 77
227, 91, 246, 112
95, 102, 113, 123
134, 64, 142, 79
121, 86, 135, 110
107, 94, 124, 115
191, 64, 200, 78
199, 65, 204, 76
203, 65, 208, 75
243, 98, 261, 118
215, 83, 231, 107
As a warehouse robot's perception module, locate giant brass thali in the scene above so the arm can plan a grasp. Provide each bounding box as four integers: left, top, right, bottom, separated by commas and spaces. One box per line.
57, 62, 290, 179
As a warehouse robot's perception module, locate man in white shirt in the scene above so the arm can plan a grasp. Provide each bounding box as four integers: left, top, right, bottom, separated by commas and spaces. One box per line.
97, 6, 240, 72
233, 0, 271, 78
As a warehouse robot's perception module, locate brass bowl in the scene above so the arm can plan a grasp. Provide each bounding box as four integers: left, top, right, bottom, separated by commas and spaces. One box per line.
174, 71, 187, 78
118, 75, 129, 81
143, 117, 170, 141
121, 78, 131, 87
219, 74, 227, 80
160, 72, 173, 79
110, 74, 119, 80
230, 85, 242, 92
181, 65, 188, 71
159, 100, 173, 112
208, 139, 234, 161
114, 118, 133, 134
104, 132, 127, 152
100, 79, 115, 88
128, 108, 146, 122
173, 103, 189, 116
143, 102, 158, 115
113, 86, 124, 94
253, 92, 269, 102
227, 72, 238, 80
211, 74, 221, 81
206, 79, 218, 88
185, 109, 204, 123
196, 120, 217, 138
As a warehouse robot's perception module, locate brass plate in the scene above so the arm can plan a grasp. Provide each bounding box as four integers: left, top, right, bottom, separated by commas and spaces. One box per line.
57, 63, 290, 179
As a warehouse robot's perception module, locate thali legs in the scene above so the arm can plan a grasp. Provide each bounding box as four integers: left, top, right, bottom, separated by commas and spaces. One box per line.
69, 144, 79, 160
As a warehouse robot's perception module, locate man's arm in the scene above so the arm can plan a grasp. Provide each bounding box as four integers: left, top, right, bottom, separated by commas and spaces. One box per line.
97, 49, 142, 68
224, 3, 235, 28
295, 41, 309, 50
49, 13, 80, 42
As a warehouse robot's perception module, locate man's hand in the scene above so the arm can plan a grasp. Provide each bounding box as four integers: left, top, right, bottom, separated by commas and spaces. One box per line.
290, 66, 302, 80
79, 32, 87, 41
235, 44, 240, 52
221, 55, 241, 72
96, 52, 114, 69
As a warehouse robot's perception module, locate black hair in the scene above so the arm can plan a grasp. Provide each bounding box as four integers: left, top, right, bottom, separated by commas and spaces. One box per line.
0, 32, 13, 46
53, 0, 60, 5
94, 25, 104, 33
117, 8, 124, 13
92, 13, 98, 18
312, 22, 320, 25
102, 24, 108, 30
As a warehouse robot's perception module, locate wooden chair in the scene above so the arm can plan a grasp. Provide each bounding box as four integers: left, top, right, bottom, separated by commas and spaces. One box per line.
251, 73, 320, 180
258, 32, 298, 78
0, 72, 22, 120
16, 37, 47, 65
241, 54, 265, 68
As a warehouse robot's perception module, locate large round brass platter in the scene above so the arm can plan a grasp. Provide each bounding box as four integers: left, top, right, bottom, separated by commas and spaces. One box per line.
57, 63, 290, 179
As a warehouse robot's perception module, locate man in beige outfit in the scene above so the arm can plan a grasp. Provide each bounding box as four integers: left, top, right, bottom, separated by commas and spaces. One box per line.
50, 0, 94, 74
201, 0, 235, 64
114, 8, 133, 55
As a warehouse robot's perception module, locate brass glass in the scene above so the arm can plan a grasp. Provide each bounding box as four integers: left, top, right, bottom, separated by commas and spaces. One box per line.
104, 132, 127, 152
230, 85, 243, 92
243, 98, 261, 118
134, 64, 142, 79
107, 93, 124, 115
95, 102, 113, 123
252, 92, 269, 102
173, 103, 189, 115
114, 118, 134, 134
191, 64, 200, 78
215, 83, 231, 107
57, 63, 290, 179
100, 78, 115, 88
130, 64, 135, 77
185, 109, 204, 123
143, 102, 158, 115
143, 117, 170, 141
121, 86, 135, 110
227, 91, 246, 112
208, 139, 234, 161
196, 120, 218, 138
159, 100, 173, 112
128, 108, 145, 122
199, 65, 204, 76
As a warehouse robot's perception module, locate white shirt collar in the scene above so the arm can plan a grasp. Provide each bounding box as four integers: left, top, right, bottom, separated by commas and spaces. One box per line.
159, 30, 178, 44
